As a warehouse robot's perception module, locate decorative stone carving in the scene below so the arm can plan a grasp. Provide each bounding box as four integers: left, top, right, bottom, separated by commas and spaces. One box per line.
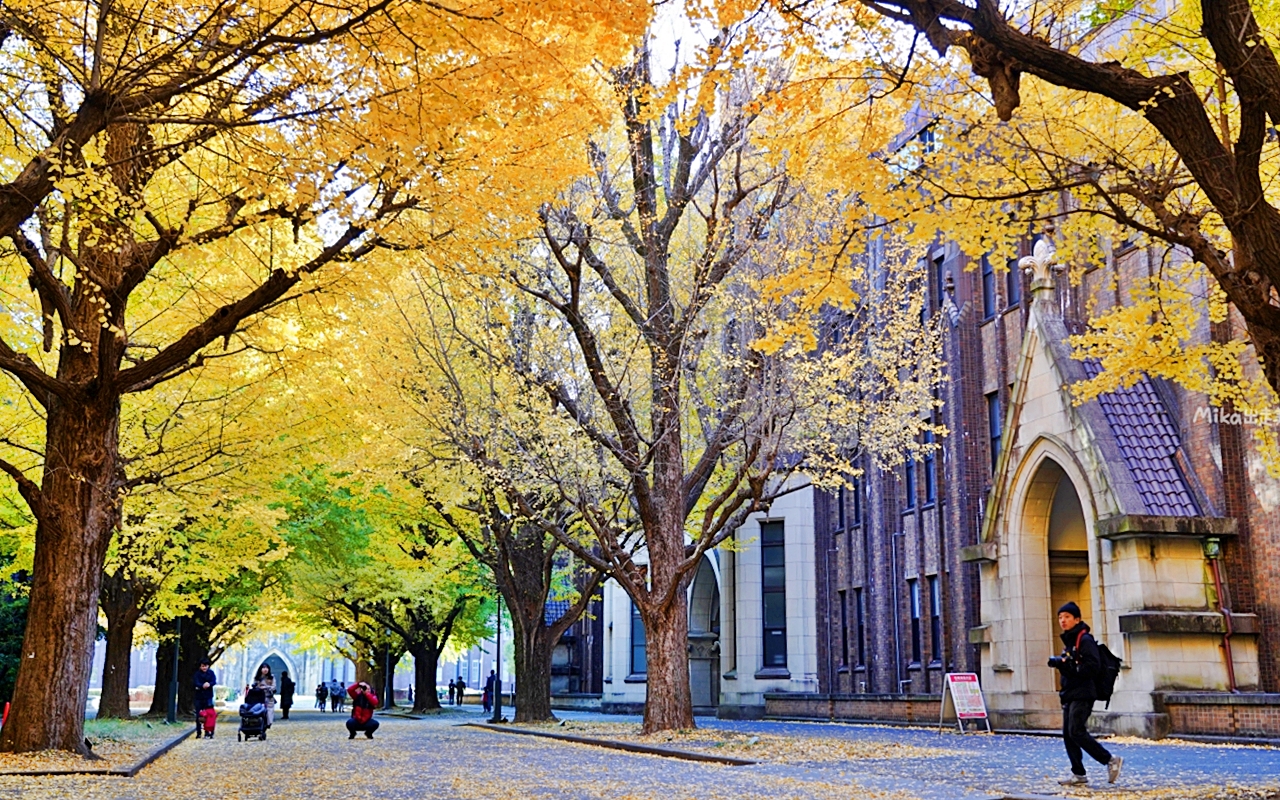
1020, 227, 1063, 295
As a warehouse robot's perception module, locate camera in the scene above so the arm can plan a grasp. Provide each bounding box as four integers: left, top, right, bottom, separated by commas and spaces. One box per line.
1047, 655, 1066, 669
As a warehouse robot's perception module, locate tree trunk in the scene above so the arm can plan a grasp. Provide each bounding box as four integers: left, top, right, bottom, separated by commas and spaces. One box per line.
96, 598, 140, 719
640, 592, 694, 734
513, 624, 556, 723
0, 397, 122, 754
411, 645, 441, 712
145, 620, 176, 717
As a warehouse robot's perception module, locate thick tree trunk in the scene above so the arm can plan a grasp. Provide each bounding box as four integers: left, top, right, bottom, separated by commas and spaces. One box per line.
145, 620, 176, 717
96, 600, 140, 719
0, 397, 121, 754
411, 646, 441, 712
640, 591, 694, 734
513, 625, 556, 723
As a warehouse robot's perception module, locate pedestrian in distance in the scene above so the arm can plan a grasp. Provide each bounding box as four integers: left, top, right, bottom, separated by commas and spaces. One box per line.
252, 664, 277, 728
331, 680, 347, 713
455, 677, 466, 706
1049, 601, 1123, 786
316, 682, 329, 711
447, 679, 456, 706
483, 669, 496, 713
345, 681, 380, 739
193, 658, 217, 739
279, 670, 295, 720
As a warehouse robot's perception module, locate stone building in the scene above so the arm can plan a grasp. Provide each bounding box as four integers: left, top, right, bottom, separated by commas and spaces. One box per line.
795, 229, 1280, 739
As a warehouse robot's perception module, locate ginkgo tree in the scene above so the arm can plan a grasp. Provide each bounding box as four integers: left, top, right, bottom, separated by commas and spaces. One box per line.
387, 20, 947, 731
0, 0, 646, 753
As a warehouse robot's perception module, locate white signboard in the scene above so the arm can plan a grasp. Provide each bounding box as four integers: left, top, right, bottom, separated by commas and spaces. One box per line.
939, 672, 991, 733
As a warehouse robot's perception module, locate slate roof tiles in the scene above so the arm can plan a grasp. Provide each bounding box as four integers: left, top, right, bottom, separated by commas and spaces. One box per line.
1082, 361, 1200, 517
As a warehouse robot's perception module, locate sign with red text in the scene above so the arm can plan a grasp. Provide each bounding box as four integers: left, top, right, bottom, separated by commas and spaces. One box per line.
940, 672, 991, 733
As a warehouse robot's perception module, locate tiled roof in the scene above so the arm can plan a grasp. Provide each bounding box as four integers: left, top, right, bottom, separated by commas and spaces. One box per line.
544, 599, 571, 626
1082, 361, 1199, 516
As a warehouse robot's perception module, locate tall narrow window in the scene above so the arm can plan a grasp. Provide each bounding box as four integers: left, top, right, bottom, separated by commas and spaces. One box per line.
761, 521, 788, 669
904, 456, 916, 510
986, 391, 1002, 473
850, 474, 862, 527
855, 587, 867, 668
839, 590, 849, 667
909, 578, 922, 665
933, 255, 947, 314
630, 602, 647, 675
836, 485, 847, 532
981, 255, 996, 319
1006, 258, 1022, 307
929, 575, 943, 666
923, 430, 936, 505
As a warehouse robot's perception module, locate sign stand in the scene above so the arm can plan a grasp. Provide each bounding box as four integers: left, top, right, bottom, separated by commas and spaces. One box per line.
939, 672, 991, 734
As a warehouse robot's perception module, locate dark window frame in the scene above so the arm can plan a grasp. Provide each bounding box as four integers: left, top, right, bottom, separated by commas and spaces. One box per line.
908, 578, 922, 666
904, 456, 917, 510
836, 485, 847, 532
850, 474, 862, 527
629, 601, 647, 676
928, 575, 943, 667
839, 589, 850, 667
986, 391, 1002, 474
761, 521, 788, 670
922, 429, 936, 506
1006, 258, 1022, 308
855, 586, 867, 668
980, 254, 996, 320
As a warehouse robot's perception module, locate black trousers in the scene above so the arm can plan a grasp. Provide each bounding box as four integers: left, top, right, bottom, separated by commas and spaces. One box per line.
1062, 700, 1112, 775
346, 718, 380, 734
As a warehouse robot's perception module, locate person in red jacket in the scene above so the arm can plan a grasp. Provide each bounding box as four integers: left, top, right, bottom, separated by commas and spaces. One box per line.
346, 682, 380, 739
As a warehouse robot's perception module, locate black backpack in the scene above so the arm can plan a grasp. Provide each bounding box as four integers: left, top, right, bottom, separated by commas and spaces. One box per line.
1076, 630, 1123, 707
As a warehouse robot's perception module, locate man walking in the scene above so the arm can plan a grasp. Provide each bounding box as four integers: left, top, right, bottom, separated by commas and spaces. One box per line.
454, 677, 466, 706
193, 658, 217, 739
483, 669, 495, 714
447, 679, 456, 706
1049, 602, 1122, 786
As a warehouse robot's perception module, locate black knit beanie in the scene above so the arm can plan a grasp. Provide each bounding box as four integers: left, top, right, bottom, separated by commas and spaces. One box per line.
1057, 601, 1082, 619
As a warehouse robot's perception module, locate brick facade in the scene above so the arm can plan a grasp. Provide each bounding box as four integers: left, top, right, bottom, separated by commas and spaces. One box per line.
814, 233, 1280, 720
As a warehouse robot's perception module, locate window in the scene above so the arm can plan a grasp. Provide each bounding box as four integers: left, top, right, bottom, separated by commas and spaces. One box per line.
630, 602, 647, 675
850, 474, 862, 527
836, 485, 846, 532
986, 391, 1002, 473
904, 456, 916, 510
909, 578, 922, 665
929, 575, 943, 666
761, 521, 788, 669
933, 255, 947, 315
839, 590, 849, 667
855, 587, 867, 668
1006, 258, 1022, 307
981, 255, 996, 319
923, 429, 936, 505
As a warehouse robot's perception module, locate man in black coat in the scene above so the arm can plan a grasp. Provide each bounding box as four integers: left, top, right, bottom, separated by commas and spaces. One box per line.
193, 658, 217, 739
1049, 602, 1122, 786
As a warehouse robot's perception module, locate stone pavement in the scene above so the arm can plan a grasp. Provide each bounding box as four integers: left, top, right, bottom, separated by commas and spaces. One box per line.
0, 707, 1272, 800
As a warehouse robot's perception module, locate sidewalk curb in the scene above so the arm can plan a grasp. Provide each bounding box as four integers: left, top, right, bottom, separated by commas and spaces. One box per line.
462, 723, 758, 766
0, 724, 195, 777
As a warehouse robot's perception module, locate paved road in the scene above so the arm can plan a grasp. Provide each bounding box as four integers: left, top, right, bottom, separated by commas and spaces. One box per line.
0, 707, 1273, 800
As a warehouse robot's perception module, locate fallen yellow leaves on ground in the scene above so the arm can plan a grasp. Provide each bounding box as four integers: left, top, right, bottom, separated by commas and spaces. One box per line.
0, 719, 183, 773
521, 720, 960, 764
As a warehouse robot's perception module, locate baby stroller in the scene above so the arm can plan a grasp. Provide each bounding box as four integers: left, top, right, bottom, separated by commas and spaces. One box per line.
237, 687, 268, 742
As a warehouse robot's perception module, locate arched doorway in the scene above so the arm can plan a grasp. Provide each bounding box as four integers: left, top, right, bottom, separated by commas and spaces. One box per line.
1020, 457, 1094, 699
688, 557, 720, 714
256, 652, 294, 686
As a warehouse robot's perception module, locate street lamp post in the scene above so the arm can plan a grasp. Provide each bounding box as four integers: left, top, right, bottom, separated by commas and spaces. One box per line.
166, 618, 181, 724
383, 630, 393, 710
489, 598, 504, 723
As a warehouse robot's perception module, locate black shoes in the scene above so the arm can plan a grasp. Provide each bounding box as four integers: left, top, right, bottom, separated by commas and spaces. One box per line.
365, 731, 374, 739
348, 731, 356, 740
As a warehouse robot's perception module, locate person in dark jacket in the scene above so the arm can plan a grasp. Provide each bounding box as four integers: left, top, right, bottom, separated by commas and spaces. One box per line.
193, 659, 217, 739
316, 682, 329, 710
447, 679, 456, 706
279, 670, 295, 719
345, 681, 380, 739
1049, 602, 1122, 786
